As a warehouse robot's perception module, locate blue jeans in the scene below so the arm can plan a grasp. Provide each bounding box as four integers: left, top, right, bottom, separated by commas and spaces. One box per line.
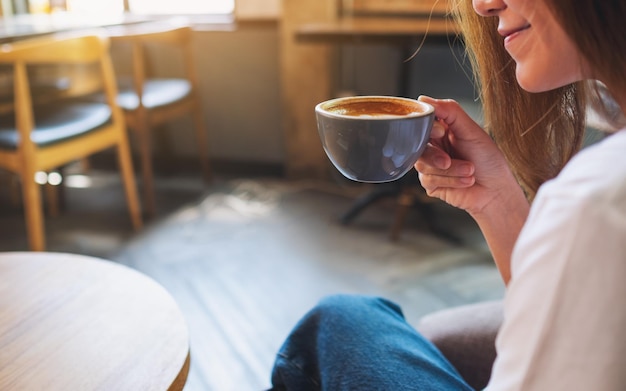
269, 294, 475, 391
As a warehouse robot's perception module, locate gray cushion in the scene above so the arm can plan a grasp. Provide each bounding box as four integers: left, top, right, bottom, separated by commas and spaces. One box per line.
0, 102, 112, 149
116, 78, 192, 111
417, 300, 504, 391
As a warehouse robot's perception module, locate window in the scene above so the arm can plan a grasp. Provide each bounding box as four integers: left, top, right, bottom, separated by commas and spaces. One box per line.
128, 0, 234, 14
65, 0, 124, 17
38, 0, 235, 15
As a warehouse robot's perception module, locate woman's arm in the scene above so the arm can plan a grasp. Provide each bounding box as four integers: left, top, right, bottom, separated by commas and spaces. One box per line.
469, 189, 529, 284
415, 96, 530, 284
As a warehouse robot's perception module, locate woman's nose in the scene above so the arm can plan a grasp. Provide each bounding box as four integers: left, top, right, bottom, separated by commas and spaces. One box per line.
472, 0, 506, 16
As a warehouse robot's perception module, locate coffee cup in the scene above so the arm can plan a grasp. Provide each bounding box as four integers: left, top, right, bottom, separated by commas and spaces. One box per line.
315, 95, 435, 183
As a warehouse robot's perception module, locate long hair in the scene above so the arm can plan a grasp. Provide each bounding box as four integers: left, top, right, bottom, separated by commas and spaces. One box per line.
453, 0, 587, 200
547, 0, 626, 130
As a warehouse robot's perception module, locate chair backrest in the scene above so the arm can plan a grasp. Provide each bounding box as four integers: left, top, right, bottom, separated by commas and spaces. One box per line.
111, 25, 192, 47
108, 25, 197, 95
0, 34, 122, 153
0, 34, 108, 64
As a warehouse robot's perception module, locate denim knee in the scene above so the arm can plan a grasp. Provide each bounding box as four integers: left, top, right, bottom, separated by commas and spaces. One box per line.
273, 294, 409, 380
271, 294, 473, 391
312, 294, 406, 329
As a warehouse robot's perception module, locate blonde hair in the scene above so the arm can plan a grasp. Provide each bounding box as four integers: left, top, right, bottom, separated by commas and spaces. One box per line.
453, 0, 586, 200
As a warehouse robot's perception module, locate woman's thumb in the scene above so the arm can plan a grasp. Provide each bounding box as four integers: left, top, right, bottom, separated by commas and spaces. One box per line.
418, 95, 481, 141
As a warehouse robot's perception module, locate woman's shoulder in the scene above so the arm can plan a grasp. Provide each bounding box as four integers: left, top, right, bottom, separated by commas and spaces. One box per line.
539, 129, 626, 205
512, 130, 626, 279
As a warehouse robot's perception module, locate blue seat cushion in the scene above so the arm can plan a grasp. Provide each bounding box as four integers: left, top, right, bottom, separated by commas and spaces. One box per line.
116, 78, 192, 111
0, 102, 112, 150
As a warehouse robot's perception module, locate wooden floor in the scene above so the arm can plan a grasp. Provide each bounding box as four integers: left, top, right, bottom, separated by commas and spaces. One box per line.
0, 170, 504, 391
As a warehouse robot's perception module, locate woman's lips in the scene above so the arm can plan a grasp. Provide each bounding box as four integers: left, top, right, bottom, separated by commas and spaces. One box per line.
500, 25, 531, 46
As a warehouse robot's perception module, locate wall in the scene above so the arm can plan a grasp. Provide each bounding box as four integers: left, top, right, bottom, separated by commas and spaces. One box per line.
125, 20, 476, 171
235, 0, 281, 20
113, 23, 285, 166
190, 26, 284, 163
337, 40, 475, 101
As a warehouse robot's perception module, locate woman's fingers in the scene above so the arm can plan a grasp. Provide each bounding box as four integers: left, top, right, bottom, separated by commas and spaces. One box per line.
429, 118, 447, 140
418, 95, 484, 142
416, 143, 476, 194
417, 143, 451, 170
416, 160, 475, 186
418, 170, 476, 195
416, 145, 475, 177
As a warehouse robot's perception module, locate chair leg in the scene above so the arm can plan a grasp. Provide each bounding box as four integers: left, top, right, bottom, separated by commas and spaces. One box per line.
117, 138, 143, 231
21, 171, 46, 251
10, 174, 21, 208
389, 188, 416, 242
136, 121, 156, 218
191, 96, 211, 182
44, 181, 60, 218
79, 157, 91, 173
340, 185, 400, 225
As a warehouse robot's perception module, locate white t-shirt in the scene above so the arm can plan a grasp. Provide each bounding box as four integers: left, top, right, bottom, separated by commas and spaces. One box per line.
486, 129, 626, 391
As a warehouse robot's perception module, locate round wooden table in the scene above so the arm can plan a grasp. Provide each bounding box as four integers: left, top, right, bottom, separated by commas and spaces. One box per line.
0, 252, 190, 390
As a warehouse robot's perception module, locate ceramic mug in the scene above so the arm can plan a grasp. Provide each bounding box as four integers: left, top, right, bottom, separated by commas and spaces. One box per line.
315, 95, 435, 182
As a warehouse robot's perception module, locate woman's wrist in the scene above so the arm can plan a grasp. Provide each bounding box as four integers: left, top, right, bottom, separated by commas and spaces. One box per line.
469, 183, 530, 284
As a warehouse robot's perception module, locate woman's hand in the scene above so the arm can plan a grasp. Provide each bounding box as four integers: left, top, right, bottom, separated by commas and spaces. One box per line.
415, 96, 522, 217
416, 96, 530, 284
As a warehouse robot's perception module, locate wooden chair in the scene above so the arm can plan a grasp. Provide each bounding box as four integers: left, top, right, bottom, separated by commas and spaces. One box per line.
0, 34, 142, 251
108, 25, 211, 217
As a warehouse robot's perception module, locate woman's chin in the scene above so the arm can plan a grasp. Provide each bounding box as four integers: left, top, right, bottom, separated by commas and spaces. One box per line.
515, 68, 580, 93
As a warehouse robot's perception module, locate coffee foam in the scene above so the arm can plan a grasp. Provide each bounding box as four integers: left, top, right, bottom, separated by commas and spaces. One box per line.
325, 100, 425, 118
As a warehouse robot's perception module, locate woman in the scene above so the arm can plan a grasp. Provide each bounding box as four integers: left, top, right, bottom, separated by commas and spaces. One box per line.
269, 0, 626, 389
